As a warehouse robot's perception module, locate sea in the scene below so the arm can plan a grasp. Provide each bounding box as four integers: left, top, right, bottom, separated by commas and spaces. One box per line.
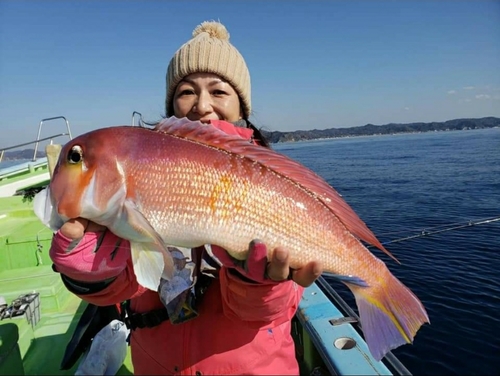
2, 128, 498, 375
274, 127, 500, 376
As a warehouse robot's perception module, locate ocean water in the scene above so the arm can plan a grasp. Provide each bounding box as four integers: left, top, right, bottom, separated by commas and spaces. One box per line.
274, 128, 500, 376
0, 159, 34, 169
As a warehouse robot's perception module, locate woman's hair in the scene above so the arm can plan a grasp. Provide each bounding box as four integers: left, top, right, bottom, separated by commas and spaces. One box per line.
246, 120, 270, 148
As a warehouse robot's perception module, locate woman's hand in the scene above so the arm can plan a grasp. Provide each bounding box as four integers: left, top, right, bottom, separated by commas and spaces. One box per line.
60, 218, 107, 239
211, 240, 323, 288
50, 218, 130, 284
267, 245, 323, 288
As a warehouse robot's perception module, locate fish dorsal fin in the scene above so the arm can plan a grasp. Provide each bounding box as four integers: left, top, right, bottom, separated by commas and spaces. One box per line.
155, 117, 397, 262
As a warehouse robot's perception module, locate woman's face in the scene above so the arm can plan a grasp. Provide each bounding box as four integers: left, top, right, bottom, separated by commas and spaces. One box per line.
173, 73, 243, 123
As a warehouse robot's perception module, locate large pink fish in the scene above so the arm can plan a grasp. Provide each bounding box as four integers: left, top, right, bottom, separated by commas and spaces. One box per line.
34, 117, 429, 361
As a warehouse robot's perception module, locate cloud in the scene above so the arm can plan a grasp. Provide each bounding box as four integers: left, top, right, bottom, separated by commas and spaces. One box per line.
447, 90, 456, 94
463, 86, 475, 90
475, 94, 491, 99
404, 107, 410, 111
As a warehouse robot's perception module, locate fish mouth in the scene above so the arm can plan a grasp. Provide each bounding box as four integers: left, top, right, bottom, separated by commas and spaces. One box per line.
33, 187, 65, 231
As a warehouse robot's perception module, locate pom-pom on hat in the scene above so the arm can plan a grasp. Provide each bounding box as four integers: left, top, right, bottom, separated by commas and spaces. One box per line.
165, 21, 251, 118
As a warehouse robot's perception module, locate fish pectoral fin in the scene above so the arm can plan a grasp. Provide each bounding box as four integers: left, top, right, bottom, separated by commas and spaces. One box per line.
33, 187, 64, 231
123, 199, 175, 284
131, 242, 166, 291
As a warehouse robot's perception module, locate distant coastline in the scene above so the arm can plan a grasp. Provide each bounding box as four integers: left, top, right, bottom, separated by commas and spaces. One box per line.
2, 117, 499, 160
262, 116, 500, 143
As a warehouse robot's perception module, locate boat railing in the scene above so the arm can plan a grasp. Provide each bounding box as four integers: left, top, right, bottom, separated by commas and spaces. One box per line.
132, 111, 159, 128
0, 134, 69, 164
131, 111, 144, 127
315, 276, 412, 375
0, 116, 72, 164
33, 116, 73, 161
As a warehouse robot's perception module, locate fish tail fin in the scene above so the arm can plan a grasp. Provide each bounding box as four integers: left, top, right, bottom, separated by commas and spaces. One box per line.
347, 271, 430, 361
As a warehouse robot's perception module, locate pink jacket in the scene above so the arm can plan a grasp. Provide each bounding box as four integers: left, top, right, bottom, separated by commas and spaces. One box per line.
52, 231, 303, 375
50, 120, 304, 375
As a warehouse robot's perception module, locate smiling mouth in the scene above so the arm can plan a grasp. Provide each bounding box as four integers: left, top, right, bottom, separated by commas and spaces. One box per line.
188, 115, 220, 124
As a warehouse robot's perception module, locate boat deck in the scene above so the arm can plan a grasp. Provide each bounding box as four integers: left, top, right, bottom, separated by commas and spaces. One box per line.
0, 196, 54, 271
0, 196, 133, 375
0, 264, 134, 375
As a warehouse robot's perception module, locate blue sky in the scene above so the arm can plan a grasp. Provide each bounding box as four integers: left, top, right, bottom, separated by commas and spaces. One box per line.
1, 0, 499, 146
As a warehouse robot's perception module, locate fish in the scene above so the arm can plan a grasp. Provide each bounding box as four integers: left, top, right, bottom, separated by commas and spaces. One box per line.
34, 116, 429, 361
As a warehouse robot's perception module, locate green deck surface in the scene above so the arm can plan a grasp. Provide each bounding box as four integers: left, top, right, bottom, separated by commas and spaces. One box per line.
0, 196, 54, 273
1, 290, 134, 375
0, 266, 134, 375
0, 195, 134, 375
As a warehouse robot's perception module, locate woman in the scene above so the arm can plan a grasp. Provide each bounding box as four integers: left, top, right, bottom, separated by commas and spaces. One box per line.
51, 21, 322, 375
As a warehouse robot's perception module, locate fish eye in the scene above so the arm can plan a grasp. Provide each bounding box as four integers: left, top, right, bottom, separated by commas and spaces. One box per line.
68, 145, 83, 164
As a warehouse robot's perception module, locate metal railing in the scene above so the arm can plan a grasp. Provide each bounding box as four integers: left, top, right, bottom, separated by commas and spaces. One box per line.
0, 116, 72, 163
131, 111, 144, 127
33, 116, 72, 160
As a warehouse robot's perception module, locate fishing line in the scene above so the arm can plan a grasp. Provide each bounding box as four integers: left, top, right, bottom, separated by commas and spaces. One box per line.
369, 216, 500, 247
375, 216, 498, 237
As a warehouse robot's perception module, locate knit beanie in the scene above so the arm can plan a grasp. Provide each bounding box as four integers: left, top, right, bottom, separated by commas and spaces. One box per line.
165, 21, 251, 118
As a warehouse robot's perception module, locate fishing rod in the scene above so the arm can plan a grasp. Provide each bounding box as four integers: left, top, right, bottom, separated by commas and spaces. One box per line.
370, 216, 500, 247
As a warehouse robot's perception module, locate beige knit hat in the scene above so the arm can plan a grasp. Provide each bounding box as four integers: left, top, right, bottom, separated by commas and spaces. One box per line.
165, 21, 251, 118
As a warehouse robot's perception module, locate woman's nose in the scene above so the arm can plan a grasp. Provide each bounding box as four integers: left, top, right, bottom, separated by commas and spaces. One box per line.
193, 92, 212, 115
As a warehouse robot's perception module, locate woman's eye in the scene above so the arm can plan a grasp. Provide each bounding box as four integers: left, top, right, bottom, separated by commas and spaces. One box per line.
212, 89, 227, 96
177, 89, 195, 96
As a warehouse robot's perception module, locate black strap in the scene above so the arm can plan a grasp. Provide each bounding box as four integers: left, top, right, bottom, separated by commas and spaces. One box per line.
60, 272, 117, 295
120, 270, 215, 330
53, 264, 117, 295
121, 301, 169, 331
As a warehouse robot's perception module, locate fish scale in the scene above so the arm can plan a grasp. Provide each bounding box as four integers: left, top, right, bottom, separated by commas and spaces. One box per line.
130, 152, 350, 270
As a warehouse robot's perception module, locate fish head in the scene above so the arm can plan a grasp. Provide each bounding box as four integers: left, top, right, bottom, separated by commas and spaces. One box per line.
34, 128, 129, 230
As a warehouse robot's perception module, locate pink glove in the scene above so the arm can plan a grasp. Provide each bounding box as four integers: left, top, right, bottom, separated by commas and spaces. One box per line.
211, 240, 279, 285
50, 229, 131, 283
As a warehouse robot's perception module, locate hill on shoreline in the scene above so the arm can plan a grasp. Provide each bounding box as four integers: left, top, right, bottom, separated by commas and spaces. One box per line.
2, 117, 499, 160
261, 116, 500, 143
1, 148, 46, 161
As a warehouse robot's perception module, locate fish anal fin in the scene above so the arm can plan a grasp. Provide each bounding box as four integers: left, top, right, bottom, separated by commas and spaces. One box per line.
324, 273, 369, 287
